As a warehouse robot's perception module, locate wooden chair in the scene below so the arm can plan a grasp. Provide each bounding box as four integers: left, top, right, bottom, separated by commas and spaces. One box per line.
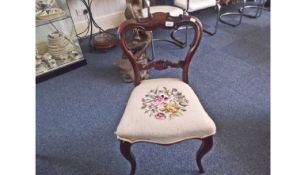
115, 12, 216, 174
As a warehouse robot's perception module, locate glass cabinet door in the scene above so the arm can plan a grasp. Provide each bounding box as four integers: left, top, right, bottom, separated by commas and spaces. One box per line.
36, 0, 86, 82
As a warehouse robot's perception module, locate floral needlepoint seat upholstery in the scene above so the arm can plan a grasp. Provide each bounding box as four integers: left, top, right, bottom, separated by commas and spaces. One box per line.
115, 12, 216, 175
115, 78, 216, 144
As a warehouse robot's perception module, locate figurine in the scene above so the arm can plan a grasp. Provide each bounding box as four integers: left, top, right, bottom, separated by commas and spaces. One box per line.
46, 58, 57, 69
36, 0, 65, 20
36, 49, 49, 74
69, 50, 80, 60
36, 0, 55, 10
114, 0, 152, 83
42, 52, 57, 69
48, 31, 74, 60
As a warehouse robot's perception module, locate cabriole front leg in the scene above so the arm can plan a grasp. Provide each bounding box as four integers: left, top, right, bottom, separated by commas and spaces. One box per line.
120, 140, 136, 175
196, 136, 213, 173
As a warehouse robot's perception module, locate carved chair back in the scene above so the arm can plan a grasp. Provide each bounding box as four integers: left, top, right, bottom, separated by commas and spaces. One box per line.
118, 12, 203, 86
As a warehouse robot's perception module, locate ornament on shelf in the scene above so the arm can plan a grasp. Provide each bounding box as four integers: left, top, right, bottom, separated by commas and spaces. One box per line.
36, 0, 55, 10
46, 58, 57, 69
36, 49, 49, 74
69, 50, 81, 61
47, 31, 74, 60
36, 0, 65, 20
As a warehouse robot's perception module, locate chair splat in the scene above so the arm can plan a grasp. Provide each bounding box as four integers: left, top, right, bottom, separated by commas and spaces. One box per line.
140, 60, 184, 71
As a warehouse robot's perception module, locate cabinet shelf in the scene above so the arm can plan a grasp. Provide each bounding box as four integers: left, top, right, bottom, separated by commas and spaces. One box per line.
36, 58, 87, 83
36, 56, 83, 76
36, 15, 71, 27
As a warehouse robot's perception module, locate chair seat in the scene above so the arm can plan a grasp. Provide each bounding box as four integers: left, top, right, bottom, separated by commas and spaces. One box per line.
142, 5, 184, 18
115, 78, 216, 144
174, 0, 217, 12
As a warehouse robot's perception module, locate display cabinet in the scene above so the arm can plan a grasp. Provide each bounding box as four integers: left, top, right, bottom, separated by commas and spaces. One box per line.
36, 0, 87, 83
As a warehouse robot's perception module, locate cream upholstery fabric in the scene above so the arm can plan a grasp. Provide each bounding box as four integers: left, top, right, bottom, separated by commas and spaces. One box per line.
142, 5, 184, 18
115, 78, 216, 144
174, 0, 217, 12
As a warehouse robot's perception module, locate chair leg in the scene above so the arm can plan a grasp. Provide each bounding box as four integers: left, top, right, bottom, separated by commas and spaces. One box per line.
120, 141, 136, 175
150, 33, 156, 62
239, 0, 265, 18
151, 29, 186, 61
171, 4, 221, 38
219, 1, 245, 27
203, 4, 221, 36
169, 25, 188, 47
196, 136, 213, 173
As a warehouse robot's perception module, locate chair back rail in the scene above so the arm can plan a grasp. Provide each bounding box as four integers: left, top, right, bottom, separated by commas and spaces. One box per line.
118, 12, 203, 86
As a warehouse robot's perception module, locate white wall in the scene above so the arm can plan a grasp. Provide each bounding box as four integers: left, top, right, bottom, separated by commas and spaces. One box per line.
67, 0, 126, 36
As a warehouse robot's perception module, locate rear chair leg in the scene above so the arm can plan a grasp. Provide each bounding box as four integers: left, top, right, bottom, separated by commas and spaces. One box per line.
120, 141, 136, 175
196, 136, 213, 173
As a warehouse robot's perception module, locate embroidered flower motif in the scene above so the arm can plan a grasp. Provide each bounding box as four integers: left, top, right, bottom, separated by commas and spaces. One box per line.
141, 87, 189, 120
164, 103, 180, 114
155, 112, 166, 120
153, 95, 168, 107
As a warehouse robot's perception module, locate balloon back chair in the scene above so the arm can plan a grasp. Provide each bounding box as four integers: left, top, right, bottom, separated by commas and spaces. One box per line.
115, 12, 216, 174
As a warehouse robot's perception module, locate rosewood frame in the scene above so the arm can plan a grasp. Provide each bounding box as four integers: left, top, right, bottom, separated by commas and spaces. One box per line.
118, 12, 203, 86
118, 12, 213, 174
